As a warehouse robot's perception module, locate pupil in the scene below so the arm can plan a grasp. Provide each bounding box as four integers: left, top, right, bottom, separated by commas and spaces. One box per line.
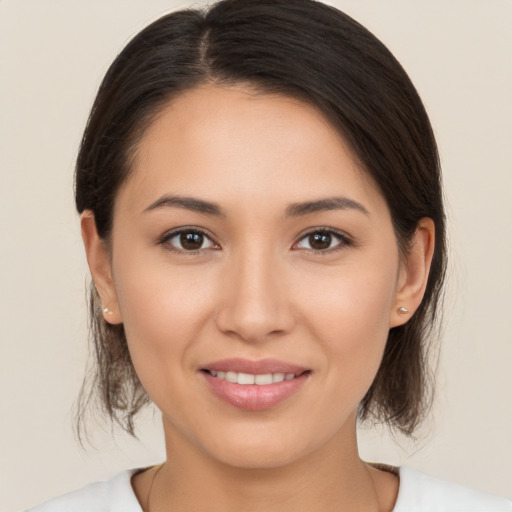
310, 232, 331, 250
180, 232, 203, 250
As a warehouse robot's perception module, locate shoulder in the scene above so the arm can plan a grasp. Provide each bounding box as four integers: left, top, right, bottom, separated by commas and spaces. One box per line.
25, 469, 142, 512
394, 466, 512, 512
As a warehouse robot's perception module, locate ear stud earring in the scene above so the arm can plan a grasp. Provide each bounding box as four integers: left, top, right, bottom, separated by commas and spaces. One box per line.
102, 307, 113, 315
398, 306, 409, 314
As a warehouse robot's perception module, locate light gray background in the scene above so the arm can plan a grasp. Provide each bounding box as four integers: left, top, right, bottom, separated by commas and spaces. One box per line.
1, 1, 511, 510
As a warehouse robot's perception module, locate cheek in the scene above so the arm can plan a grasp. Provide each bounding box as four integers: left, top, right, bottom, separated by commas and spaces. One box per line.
295, 256, 399, 398
110, 247, 217, 391
299, 254, 397, 338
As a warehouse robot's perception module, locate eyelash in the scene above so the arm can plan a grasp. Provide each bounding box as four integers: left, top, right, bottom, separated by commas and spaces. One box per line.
158, 227, 353, 255
294, 228, 353, 255
158, 227, 218, 255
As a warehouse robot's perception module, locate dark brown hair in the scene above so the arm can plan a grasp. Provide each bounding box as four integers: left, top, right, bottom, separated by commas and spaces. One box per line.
75, 0, 446, 438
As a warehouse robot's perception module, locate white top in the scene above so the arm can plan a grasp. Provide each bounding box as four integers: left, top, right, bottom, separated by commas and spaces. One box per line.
26, 466, 512, 512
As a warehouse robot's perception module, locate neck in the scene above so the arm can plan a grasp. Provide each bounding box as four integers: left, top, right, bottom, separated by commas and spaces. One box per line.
135, 414, 398, 512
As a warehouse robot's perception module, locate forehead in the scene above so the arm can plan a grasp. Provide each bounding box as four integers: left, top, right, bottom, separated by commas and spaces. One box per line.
117, 84, 383, 215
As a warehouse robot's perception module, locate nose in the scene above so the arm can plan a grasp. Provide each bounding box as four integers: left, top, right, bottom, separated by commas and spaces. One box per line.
215, 247, 296, 343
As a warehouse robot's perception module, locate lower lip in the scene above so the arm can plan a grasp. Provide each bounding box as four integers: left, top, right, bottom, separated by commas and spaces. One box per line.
202, 372, 310, 411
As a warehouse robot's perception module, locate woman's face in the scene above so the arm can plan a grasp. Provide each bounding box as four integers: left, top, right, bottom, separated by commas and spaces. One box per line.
98, 84, 411, 468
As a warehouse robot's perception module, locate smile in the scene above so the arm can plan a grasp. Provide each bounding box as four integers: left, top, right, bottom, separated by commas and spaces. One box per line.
206, 370, 297, 385
200, 359, 311, 411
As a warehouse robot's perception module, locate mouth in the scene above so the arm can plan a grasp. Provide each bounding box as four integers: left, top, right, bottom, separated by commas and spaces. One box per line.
200, 359, 311, 411
202, 369, 308, 385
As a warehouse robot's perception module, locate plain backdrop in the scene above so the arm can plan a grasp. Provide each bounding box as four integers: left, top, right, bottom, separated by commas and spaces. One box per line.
1, 1, 511, 510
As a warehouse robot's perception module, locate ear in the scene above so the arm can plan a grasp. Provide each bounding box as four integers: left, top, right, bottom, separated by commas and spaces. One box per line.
80, 211, 122, 325
389, 217, 435, 328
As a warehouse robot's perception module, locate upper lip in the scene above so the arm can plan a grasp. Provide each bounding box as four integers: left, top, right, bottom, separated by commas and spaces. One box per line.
201, 358, 309, 375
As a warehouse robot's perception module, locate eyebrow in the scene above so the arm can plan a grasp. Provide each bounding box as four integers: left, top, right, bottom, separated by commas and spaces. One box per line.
285, 197, 369, 217
143, 194, 226, 216
142, 194, 369, 218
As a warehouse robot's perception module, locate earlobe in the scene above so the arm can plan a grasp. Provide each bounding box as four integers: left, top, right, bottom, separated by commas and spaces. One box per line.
80, 211, 122, 324
389, 218, 435, 328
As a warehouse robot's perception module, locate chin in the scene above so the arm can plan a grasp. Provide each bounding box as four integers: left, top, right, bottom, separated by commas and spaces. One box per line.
215, 443, 305, 470
199, 424, 321, 470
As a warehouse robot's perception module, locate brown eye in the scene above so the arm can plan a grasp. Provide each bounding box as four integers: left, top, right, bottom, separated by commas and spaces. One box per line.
180, 232, 204, 250
308, 232, 332, 250
166, 230, 215, 252
295, 229, 349, 252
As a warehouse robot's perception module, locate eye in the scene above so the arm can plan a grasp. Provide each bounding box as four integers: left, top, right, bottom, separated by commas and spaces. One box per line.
295, 229, 350, 253
161, 228, 218, 253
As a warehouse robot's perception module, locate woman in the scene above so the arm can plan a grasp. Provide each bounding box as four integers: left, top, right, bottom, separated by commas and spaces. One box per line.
25, 0, 511, 510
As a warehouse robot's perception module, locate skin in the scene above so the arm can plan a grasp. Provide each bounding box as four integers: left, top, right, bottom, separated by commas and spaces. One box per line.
82, 84, 435, 512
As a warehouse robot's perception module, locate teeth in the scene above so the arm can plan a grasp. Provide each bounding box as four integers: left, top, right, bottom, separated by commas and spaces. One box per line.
255, 373, 273, 385
225, 371, 237, 383
208, 370, 298, 385
237, 372, 255, 385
